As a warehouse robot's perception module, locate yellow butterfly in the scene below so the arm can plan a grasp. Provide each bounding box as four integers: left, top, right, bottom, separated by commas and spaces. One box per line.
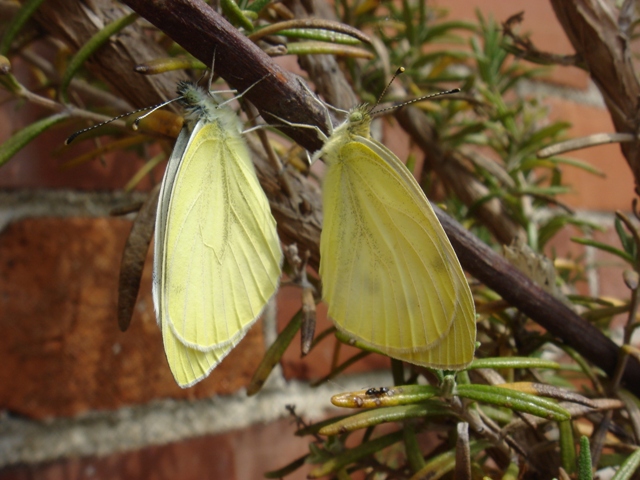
66, 78, 282, 388
295, 92, 476, 369
152, 81, 282, 387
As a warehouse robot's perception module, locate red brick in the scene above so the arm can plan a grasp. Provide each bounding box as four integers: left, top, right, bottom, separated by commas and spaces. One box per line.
591, 226, 634, 333
442, 0, 589, 89
547, 223, 632, 331
544, 221, 633, 302
592, 226, 631, 301
0, 417, 440, 480
0, 92, 159, 191
544, 98, 634, 212
0, 218, 267, 418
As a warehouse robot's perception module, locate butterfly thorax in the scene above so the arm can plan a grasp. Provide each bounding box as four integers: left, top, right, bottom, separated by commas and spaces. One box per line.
319, 104, 373, 163
176, 81, 242, 135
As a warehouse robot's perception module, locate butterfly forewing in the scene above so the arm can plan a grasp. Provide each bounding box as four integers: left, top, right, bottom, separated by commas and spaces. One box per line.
319, 111, 476, 368
321, 141, 459, 353
151, 83, 283, 387
159, 119, 281, 351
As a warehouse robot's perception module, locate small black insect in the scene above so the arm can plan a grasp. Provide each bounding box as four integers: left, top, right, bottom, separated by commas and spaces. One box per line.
365, 387, 390, 397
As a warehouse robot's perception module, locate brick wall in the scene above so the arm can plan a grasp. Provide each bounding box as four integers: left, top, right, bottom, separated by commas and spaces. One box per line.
0, 1, 634, 479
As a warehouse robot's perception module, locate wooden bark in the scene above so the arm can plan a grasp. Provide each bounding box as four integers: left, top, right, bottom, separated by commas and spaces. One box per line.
551, 0, 640, 193
437, 206, 640, 394
120, 0, 330, 153
35, 0, 182, 111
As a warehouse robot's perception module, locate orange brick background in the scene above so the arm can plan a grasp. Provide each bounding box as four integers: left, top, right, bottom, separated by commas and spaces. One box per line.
0, 1, 636, 479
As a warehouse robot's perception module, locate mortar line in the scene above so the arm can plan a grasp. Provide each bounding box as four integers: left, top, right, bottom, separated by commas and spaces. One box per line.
0, 371, 391, 467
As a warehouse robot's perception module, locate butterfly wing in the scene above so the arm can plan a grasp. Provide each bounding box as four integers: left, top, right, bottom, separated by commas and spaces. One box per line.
400, 309, 476, 369
153, 119, 282, 386
161, 318, 247, 388
361, 160, 477, 368
320, 139, 475, 368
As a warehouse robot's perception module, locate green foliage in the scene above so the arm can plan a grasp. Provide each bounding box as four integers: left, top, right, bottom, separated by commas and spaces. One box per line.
610, 448, 640, 480
0, 113, 68, 167
578, 436, 593, 480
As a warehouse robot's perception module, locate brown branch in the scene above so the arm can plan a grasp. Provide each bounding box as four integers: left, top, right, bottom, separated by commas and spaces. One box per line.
284, 0, 360, 111
34, 0, 182, 112
287, 0, 523, 246
502, 12, 585, 68
120, 0, 330, 153
436, 205, 640, 397
130, 0, 640, 392
246, 135, 323, 269
550, 0, 640, 193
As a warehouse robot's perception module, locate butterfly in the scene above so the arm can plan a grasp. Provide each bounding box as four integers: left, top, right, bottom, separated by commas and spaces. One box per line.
67, 75, 282, 387
152, 81, 283, 387
282, 86, 476, 369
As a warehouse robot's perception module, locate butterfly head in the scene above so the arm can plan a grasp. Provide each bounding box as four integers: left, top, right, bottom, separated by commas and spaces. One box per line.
176, 80, 228, 126
346, 104, 372, 138
177, 81, 208, 116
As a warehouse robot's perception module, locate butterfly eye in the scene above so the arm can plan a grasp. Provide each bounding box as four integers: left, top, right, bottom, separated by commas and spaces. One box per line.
349, 111, 363, 123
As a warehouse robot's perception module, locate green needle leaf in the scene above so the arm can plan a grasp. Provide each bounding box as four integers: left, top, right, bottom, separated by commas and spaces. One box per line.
0, 113, 68, 168
60, 12, 138, 103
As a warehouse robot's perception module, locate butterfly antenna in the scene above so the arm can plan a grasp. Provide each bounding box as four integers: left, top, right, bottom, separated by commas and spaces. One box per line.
370, 88, 460, 118
368, 67, 406, 114
132, 97, 182, 129
208, 47, 217, 91
65, 97, 181, 145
